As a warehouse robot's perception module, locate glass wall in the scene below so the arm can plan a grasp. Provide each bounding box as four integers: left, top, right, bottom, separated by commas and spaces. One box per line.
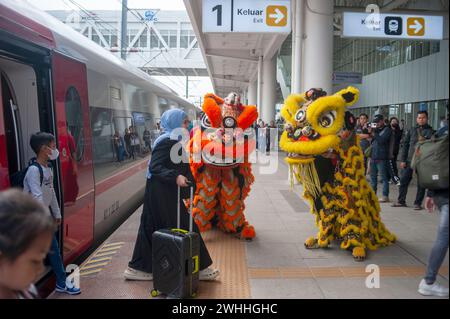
351, 100, 448, 131
334, 37, 441, 76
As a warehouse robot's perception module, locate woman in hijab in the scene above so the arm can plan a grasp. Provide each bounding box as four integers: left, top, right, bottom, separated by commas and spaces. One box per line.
124, 109, 220, 281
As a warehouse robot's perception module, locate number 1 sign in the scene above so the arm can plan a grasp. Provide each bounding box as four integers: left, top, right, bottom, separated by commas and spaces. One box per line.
203, 0, 291, 33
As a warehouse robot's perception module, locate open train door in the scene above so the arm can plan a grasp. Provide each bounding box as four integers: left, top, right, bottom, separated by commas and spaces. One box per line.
52, 52, 95, 263
0, 79, 10, 190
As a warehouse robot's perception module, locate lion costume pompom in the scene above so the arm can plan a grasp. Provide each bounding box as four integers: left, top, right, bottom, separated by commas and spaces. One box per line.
188, 92, 258, 240
280, 87, 396, 260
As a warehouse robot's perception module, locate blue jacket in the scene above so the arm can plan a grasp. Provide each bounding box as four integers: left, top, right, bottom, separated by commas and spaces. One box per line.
371, 125, 392, 160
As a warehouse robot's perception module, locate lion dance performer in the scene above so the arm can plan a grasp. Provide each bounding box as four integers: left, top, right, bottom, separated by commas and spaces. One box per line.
279, 86, 396, 260
188, 92, 258, 240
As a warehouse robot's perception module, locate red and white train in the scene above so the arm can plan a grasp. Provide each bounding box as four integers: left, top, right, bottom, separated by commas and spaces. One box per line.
0, 0, 197, 276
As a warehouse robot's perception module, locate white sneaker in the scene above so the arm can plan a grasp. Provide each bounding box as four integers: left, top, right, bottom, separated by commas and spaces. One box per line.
199, 267, 220, 281
123, 267, 153, 281
378, 197, 389, 203
418, 279, 449, 297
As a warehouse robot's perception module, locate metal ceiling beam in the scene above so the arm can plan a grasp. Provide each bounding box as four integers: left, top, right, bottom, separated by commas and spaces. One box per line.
212, 75, 249, 84
381, 0, 410, 12
205, 49, 259, 63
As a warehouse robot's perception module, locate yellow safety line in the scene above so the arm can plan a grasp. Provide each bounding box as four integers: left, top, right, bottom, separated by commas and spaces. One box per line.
102, 242, 125, 248
85, 257, 112, 264
93, 251, 118, 257
80, 269, 103, 276
80, 262, 109, 271
98, 246, 122, 253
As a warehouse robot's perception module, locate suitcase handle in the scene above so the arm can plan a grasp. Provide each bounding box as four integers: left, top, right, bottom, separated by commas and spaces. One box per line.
177, 185, 194, 232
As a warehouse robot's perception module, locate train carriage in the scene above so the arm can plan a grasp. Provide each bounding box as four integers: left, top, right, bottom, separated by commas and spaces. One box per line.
0, 0, 197, 286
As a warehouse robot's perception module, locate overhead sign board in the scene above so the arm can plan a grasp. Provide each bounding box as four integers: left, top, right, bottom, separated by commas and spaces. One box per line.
203, 0, 291, 33
332, 72, 363, 84
342, 12, 444, 40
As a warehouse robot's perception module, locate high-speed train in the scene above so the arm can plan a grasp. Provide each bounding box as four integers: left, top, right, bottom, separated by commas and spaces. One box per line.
0, 0, 198, 273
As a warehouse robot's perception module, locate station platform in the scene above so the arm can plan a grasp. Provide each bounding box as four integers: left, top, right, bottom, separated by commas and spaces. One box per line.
50, 152, 449, 299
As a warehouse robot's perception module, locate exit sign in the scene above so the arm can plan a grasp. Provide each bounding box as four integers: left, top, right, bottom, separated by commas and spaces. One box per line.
203, 0, 291, 33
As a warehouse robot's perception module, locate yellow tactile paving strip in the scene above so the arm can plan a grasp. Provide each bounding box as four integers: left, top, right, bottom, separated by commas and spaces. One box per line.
197, 229, 251, 299
248, 266, 449, 279
79, 242, 124, 276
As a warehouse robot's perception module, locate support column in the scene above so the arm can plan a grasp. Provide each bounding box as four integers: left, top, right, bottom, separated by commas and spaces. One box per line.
261, 55, 277, 123
292, 0, 304, 94
257, 56, 263, 116
302, 0, 333, 93
121, 0, 128, 60
247, 80, 257, 106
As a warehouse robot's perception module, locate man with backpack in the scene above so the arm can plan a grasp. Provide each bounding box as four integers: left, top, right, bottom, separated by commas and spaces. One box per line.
392, 111, 434, 210
415, 114, 449, 297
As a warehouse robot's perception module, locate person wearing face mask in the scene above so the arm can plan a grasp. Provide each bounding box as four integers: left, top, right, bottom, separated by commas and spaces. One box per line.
23, 132, 80, 295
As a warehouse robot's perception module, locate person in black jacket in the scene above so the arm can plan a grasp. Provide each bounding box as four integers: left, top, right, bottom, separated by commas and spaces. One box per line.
124, 109, 220, 281
392, 111, 435, 210
387, 117, 403, 185
369, 114, 392, 202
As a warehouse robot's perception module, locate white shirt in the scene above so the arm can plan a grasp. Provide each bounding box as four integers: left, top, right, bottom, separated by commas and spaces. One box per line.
23, 163, 61, 219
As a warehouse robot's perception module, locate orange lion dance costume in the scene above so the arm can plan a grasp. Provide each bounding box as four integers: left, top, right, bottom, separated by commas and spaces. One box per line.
189, 92, 258, 240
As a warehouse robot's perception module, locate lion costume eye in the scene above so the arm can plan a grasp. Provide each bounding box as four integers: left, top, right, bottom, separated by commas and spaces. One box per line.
295, 109, 306, 122
319, 110, 336, 128
201, 113, 212, 129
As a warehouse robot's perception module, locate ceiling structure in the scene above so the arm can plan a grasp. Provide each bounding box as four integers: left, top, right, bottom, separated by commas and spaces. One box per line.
184, 0, 289, 98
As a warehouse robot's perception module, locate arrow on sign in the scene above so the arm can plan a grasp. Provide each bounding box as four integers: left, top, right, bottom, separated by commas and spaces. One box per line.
269, 8, 284, 24
410, 20, 423, 34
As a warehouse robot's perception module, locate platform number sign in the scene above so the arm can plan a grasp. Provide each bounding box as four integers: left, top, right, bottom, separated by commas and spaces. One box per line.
212, 4, 223, 26
203, 0, 291, 33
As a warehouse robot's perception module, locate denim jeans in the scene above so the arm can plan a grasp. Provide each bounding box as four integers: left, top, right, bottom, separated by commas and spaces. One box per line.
425, 204, 449, 284
48, 235, 67, 288
370, 160, 389, 197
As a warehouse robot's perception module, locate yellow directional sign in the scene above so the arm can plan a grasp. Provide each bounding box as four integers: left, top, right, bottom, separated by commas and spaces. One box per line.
266, 5, 288, 27
407, 17, 425, 36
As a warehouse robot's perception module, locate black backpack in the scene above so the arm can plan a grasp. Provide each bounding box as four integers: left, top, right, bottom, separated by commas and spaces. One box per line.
10, 158, 44, 188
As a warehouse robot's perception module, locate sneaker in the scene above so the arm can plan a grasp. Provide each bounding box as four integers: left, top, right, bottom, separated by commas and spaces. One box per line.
199, 267, 220, 281
418, 279, 449, 297
55, 284, 81, 295
396, 181, 401, 186
378, 197, 389, 203
123, 266, 153, 281
392, 202, 407, 207
413, 205, 423, 211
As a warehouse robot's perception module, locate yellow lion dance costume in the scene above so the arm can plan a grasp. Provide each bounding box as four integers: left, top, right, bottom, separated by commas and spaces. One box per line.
280, 87, 396, 260
189, 92, 258, 240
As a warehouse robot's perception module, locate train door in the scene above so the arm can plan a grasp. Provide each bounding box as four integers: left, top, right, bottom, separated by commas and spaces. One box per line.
0, 74, 10, 189
52, 52, 95, 263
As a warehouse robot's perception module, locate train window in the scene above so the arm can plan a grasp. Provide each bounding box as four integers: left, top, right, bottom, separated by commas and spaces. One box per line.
65, 87, 84, 162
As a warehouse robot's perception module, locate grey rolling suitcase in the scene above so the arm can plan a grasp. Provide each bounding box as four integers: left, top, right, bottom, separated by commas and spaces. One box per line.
151, 186, 199, 298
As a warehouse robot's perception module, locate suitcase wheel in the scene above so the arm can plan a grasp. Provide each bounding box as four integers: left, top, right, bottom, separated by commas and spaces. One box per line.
151, 289, 159, 298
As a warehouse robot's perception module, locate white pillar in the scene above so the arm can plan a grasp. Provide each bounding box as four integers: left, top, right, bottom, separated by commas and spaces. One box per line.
292, 0, 304, 94
248, 80, 257, 106
303, 0, 333, 94
262, 55, 277, 123
257, 55, 263, 116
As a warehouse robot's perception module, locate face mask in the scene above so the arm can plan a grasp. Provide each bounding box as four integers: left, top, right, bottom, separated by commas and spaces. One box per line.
48, 148, 59, 160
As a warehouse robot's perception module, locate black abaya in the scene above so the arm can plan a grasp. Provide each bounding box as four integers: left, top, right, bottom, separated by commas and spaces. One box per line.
128, 138, 213, 273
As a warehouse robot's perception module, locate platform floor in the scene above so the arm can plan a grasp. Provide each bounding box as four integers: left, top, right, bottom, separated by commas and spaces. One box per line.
50, 152, 449, 299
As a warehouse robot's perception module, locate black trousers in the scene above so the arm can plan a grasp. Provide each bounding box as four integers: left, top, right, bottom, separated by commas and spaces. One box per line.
397, 166, 426, 206
129, 180, 213, 273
